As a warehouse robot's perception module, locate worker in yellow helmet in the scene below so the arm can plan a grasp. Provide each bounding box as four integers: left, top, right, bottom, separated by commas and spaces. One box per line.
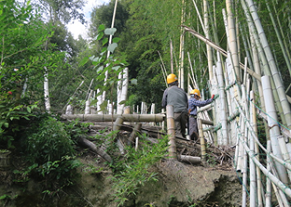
162, 74, 188, 138
188, 89, 214, 141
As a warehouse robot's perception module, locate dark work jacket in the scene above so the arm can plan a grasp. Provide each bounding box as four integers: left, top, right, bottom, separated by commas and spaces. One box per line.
162, 85, 188, 113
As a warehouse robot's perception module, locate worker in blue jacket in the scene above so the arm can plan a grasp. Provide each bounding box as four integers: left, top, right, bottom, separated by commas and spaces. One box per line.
188, 89, 214, 141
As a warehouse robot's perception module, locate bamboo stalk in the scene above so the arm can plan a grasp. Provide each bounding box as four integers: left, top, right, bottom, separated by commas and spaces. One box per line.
204, 0, 213, 80
166, 105, 177, 160
262, 76, 290, 184
250, 91, 263, 207
170, 40, 173, 74
178, 0, 185, 89
177, 155, 201, 164
249, 91, 257, 207
198, 118, 206, 162
226, 0, 240, 82
216, 52, 228, 145
265, 141, 272, 207
61, 114, 165, 122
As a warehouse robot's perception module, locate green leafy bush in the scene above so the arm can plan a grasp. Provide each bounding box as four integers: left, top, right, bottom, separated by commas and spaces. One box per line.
111, 134, 169, 206
25, 117, 75, 163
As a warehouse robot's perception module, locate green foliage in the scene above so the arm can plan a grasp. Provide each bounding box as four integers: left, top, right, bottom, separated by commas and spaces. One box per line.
25, 117, 75, 163
110, 134, 168, 206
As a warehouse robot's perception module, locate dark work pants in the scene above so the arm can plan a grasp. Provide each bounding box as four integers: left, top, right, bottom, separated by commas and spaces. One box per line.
173, 111, 188, 138
189, 116, 198, 141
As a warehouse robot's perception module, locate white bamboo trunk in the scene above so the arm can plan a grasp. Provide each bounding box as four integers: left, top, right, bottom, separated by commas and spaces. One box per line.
216, 52, 228, 145
204, 0, 213, 80
44, 66, 51, 113
117, 68, 128, 114
265, 141, 272, 207
226, 0, 240, 82
250, 91, 263, 207
262, 75, 289, 184
249, 91, 257, 207
96, 89, 103, 115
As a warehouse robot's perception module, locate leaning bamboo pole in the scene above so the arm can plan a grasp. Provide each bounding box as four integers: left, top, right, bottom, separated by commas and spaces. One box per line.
266, 141, 272, 207
250, 91, 263, 207
245, 0, 291, 128
204, 0, 213, 80
261, 75, 289, 184
216, 52, 228, 145
178, 0, 185, 89
249, 91, 257, 207
226, 0, 240, 82
166, 105, 177, 160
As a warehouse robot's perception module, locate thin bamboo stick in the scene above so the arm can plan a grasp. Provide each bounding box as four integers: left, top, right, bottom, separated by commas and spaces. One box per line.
250, 91, 263, 207
204, 0, 213, 80
265, 141, 272, 207
249, 91, 257, 207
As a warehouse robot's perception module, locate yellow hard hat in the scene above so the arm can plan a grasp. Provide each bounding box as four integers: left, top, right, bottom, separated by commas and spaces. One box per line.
190, 89, 201, 97
167, 74, 178, 84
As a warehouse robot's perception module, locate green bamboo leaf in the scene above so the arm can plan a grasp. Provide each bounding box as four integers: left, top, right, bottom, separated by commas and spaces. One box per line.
79, 57, 89, 66
27, 106, 31, 113
97, 33, 104, 41
112, 37, 121, 43
102, 38, 108, 46
98, 24, 105, 32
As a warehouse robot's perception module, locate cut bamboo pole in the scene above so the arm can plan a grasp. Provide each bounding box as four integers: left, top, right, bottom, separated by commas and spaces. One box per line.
249, 91, 257, 207
198, 118, 206, 162
216, 52, 228, 145
265, 141, 272, 207
226, 0, 240, 82
177, 155, 201, 164
128, 123, 142, 145
250, 91, 263, 207
113, 116, 125, 155
166, 105, 177, 160
204, 0, 213, 80
178, 0, 185, 89
170, 40, 173, 74
261, 75, 288, 184
61, 114, 165, 123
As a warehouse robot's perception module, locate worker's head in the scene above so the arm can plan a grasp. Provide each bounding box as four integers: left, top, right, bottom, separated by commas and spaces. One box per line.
167, 73, 178, 86
190, 89, 201, 99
